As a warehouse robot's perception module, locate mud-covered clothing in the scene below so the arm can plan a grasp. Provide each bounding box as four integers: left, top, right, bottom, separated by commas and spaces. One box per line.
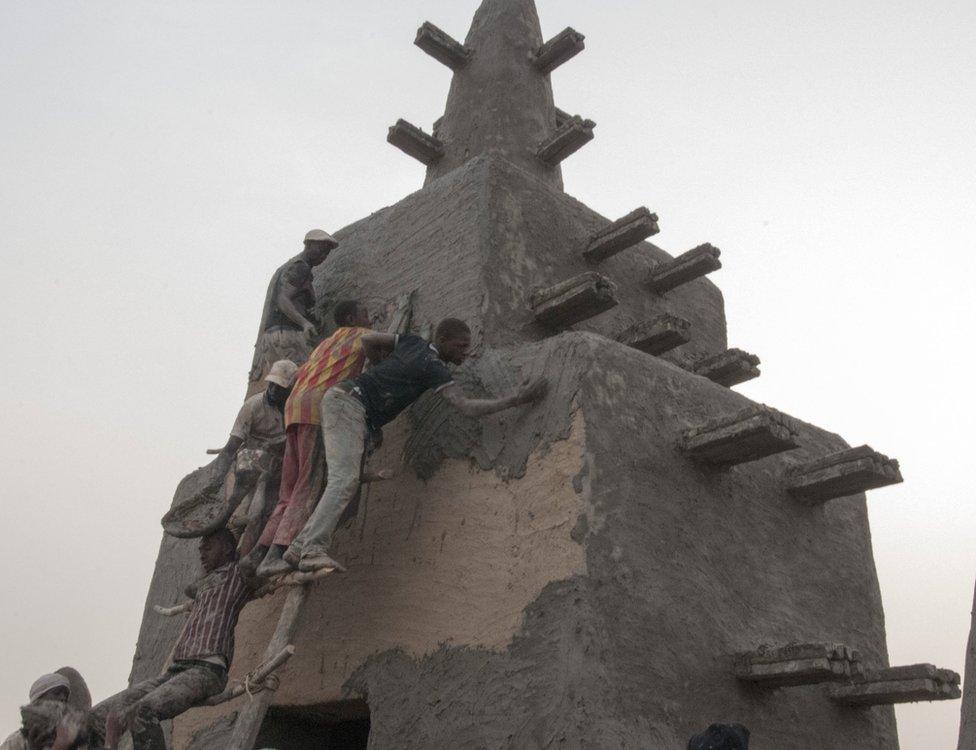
249, 328, 310, 385
266, 256, 314, 332
249, 254, 316, 383
230, 393, 286, 454
173, 564, 251, 664
288, 388, 369, 560
285, 326, 371, 428
259, 423, 327, 547
92, 564, 249, 748
350, 334, 454, 431
96, 661, 226, 750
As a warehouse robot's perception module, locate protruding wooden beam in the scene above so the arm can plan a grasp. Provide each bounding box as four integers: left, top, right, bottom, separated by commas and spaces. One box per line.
583, 207, 660, 263
831, 664, 961, 706
533, 27, 585, 75
788, 446, 903, 505
735, 643, 862, 688
415, 22, 472, 70
531, 272, 617, 330
387, 119, 444, 165
153, 601, 192, 617
617, 314, 690, 356
646, 243, 722, 293
681, 406, 799, 467
536, 115, 595, 166
693, 349, 761, 387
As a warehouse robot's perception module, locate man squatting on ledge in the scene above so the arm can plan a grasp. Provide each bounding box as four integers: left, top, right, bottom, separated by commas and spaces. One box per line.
246, 317, 547, 576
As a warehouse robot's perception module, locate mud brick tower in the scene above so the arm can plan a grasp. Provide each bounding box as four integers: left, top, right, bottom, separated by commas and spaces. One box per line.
129, 1, 958, 747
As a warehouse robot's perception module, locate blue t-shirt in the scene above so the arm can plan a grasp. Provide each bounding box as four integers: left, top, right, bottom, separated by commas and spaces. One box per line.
352, 334, 454, 429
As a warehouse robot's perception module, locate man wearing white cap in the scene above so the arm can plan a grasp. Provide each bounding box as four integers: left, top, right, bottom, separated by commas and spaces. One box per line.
162, 360, 299, 539
1, 674, 71, 749
248, 228, 338, 389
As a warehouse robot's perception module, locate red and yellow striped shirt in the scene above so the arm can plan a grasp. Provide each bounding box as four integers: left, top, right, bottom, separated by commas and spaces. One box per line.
284, 326, 370, 428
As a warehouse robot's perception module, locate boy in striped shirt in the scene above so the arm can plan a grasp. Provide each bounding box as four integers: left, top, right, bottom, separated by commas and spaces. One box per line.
94, 529, 254, 749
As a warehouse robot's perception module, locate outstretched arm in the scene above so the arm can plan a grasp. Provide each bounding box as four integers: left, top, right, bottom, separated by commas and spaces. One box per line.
212, 435, 244, 478
438, 378, 547, 419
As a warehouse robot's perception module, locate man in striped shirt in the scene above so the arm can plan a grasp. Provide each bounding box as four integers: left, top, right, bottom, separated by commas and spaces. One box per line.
242, 300, 374, 579
94, 529, 253, 749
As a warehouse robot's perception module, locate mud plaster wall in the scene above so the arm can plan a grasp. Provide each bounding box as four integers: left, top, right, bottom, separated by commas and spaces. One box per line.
173, 410, 588, 748
130, 149, 890, 747
129, 330, 586, 691
327, 335, 896, 750
170, 334, 896, 749
574, 335, 897, 749
309, 156, 489, 346
480, 157, 727, 365
132, 150, 725, 682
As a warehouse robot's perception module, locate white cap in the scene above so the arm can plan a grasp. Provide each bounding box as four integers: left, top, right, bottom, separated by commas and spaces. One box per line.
304, 229, 338, 247
265, 360, 299, 388
29, 674, 71, 703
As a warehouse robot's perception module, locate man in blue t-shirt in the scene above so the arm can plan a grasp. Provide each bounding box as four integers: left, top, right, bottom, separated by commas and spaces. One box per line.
282, 317, 547, 573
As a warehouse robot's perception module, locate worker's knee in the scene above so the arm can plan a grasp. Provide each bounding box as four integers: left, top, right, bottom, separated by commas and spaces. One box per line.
130, 700, 159, 729
334, 475, 361, 500
127, 700, 165, 749
322, 472, 360, 505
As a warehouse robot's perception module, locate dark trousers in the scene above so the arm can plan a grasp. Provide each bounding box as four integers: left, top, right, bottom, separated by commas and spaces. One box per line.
94, 661, 226, 749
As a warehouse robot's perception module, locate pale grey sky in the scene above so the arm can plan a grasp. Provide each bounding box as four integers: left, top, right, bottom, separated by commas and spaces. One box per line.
0, 1, 973, 747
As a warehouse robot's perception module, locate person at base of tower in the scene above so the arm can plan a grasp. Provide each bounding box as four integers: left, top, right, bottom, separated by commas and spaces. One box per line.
248, 228, 338, 386
92, 529, 255, 750
2, 674, 72, 750
241, 299, 377, 579
286, 317, 548, 573
687, 723, 750, 750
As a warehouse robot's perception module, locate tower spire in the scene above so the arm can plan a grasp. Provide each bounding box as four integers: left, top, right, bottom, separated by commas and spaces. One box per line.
409, 0, 589, 191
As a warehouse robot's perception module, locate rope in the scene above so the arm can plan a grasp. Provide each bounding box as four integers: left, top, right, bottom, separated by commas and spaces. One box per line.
241, 669, 280, 699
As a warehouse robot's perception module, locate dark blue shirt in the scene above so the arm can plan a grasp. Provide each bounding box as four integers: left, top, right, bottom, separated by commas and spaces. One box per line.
352, 334, 454, 430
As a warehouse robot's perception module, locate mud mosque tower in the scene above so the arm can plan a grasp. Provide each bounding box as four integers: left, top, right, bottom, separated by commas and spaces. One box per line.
129, 1, 958, 747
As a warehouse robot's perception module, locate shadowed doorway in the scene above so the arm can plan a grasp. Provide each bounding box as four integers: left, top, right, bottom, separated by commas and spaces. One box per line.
254, 699, 370, 749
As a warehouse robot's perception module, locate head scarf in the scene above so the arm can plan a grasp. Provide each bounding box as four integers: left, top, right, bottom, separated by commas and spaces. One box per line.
28, 673, 71, 703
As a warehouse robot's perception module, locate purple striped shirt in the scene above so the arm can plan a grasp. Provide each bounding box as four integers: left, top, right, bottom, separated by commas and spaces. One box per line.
173, 563, 251, 664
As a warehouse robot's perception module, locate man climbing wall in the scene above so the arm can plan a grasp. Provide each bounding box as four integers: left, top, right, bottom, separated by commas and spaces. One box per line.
244, 300, 376, 578
161, 359, 298, 540
287, 317, 547, 573
248, 229, 337, 389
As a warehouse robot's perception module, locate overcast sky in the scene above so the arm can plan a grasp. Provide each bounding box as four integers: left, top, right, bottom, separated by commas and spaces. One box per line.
0, 1, 973, 747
